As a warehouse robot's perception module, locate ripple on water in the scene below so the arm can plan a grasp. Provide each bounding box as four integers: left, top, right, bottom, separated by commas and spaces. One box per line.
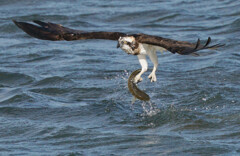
0, 93, 34, 106
0, 0, 240, 155
33, 76, 74, 87
0, 72, 34, 87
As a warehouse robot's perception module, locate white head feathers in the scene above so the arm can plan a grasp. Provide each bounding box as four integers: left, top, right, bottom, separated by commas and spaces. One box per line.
117, 36, 139, 55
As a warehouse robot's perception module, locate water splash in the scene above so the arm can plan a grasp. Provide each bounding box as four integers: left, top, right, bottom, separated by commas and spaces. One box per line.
141, 101, 160, 117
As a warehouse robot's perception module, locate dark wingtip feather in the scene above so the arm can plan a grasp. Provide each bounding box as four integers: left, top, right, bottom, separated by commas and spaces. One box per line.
195, 38, 200, 50
204, 37, 211, 47
33, 20, 48, 27
12, 20, 61, 41
12, 19, 17, 24
12, 20, 23, 29
208, 43, 225, 50
177, 37, 224, 55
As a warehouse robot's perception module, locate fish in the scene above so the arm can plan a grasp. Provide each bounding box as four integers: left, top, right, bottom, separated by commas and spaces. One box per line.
128, 69, 150, 103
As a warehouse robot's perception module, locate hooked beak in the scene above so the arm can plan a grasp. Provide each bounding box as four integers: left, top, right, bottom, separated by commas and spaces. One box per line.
117, 42, 120, 48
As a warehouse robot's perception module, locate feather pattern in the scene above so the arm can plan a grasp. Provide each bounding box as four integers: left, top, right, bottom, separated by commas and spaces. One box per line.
13, 20, 224, 55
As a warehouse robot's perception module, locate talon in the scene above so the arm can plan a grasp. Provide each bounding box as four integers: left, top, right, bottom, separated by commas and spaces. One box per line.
151, 77, 157, 82
134, 75, 143, 83
148, 73, 157, 82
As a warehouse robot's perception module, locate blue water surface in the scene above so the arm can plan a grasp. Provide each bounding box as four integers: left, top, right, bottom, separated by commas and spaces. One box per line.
0, 0, 239, 155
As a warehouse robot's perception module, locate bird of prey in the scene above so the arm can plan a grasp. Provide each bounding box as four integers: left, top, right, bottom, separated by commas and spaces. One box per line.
13, 20, 224, 83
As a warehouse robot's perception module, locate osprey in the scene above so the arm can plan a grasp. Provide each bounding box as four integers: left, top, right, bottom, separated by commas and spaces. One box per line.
13, 20, 224, 83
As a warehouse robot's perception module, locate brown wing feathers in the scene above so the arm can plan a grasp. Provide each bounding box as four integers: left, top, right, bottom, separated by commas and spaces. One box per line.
13, 20, 224, 55
134, 34, 224, 55
13, 20, 126, 41
13, 20, 63, 40
176, 37, 224, 55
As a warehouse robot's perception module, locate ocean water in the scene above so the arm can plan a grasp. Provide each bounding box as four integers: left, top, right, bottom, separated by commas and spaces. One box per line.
0, 0, 239, 155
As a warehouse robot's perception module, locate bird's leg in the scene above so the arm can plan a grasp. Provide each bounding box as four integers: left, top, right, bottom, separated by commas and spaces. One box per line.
148, 51, 158, 82
135, 54, 148, 83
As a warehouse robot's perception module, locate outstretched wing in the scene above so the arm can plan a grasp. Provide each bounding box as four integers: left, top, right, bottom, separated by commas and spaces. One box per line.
13, 20, 224, 55
13, 20, 126, 41
135, 34, 224, 55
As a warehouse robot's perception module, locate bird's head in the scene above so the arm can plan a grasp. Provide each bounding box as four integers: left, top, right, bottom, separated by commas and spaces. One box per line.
117, 36, 139, 55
